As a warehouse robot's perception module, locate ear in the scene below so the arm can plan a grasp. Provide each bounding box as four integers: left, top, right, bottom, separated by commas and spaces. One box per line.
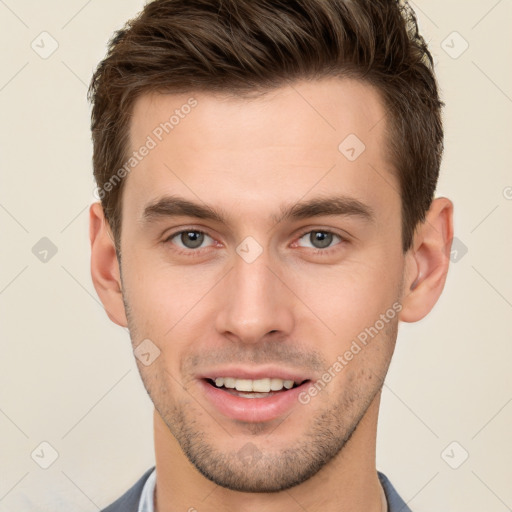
399, 197, 454, 323
89, 202, 128, 327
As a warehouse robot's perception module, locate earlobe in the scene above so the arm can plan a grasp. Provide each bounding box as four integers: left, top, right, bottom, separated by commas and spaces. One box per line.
89, 202, 128, 327
399, 197, 454, 323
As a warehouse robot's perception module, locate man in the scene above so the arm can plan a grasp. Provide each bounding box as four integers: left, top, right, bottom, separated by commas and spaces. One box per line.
88, 0, 453, 510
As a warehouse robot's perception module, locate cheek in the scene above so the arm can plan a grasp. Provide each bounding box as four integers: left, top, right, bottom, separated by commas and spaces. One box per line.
122, 253, 205, 330
325, 317, 397, 398
122, 231, 403, 347
290, 256, 402, 341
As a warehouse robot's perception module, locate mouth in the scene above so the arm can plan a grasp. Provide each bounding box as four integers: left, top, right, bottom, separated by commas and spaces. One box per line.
199, 374, 312, 423
204, 377, 309, 398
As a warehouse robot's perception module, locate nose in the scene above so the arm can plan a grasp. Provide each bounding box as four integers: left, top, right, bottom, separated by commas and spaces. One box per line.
214, 248, 295, 344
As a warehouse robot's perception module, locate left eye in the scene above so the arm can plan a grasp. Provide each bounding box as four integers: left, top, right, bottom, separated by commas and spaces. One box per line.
297, 230, 343, 250
167, 230, 214, 250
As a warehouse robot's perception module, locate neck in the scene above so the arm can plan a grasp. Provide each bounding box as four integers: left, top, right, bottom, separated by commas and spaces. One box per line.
153, 392, 385, 512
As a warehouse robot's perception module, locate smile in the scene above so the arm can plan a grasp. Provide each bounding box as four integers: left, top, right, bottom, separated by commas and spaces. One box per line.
209, 376, 305, 395
200, 376, 311, 422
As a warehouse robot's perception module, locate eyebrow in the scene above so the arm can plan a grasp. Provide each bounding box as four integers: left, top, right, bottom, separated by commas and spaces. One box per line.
142, 194, 375, 226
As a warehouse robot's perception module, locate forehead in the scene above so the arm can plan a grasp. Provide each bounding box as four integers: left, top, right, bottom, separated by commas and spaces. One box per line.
123, 77, 397, 227
129, 77, 388, 152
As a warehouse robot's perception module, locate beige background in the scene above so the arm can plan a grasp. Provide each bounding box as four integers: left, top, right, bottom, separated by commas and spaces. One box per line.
1, 1, 511, 510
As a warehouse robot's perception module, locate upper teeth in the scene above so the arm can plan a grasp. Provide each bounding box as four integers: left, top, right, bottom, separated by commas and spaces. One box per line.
214, 377, 296, 392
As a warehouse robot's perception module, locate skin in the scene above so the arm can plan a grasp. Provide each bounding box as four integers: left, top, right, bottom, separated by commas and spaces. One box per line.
90, 77, 453, 512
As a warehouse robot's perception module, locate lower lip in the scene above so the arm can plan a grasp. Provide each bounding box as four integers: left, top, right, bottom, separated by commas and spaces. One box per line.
199, 379, 310, 423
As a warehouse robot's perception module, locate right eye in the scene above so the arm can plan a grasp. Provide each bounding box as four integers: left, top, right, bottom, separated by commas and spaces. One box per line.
164, 229, 216, 251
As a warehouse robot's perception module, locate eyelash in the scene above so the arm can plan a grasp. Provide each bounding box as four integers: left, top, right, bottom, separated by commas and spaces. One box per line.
292, 228, 346, 257
163, 228, 347, 257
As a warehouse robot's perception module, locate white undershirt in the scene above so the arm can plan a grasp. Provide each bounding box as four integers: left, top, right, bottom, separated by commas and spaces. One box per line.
138, 467, 157, 512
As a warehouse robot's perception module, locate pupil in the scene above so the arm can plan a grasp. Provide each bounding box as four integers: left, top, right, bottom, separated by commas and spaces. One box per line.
182, 231, 204, 249
311, 231, 332, 249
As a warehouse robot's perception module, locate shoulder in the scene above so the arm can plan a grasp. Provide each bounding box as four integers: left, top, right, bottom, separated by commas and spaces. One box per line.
101, 467, 409, 512
101, 466, 156, 512
378, 471, 412, 512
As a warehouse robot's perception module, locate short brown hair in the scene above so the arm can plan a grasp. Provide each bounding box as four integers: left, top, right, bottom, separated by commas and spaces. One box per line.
89, 0, 443, 253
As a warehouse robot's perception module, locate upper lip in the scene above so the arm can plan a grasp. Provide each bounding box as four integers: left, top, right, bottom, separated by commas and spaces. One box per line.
198, 366, 312, 384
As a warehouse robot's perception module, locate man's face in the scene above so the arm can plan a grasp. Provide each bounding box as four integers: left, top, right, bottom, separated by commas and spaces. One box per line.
119, 78, 406, 491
